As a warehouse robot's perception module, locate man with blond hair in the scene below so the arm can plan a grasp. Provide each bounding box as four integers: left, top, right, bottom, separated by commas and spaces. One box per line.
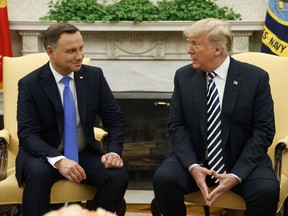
153, 18, 279, 216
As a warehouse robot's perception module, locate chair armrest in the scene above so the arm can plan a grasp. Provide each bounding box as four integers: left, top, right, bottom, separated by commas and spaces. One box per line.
93, 127, 108, 151
0, 129, 10, 143
274, 134, 288, 184
0, 129, 10, 181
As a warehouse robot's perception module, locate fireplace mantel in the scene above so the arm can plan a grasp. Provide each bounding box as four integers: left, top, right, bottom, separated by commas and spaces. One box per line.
10, 20, 264, 55
8, 20, 264, 95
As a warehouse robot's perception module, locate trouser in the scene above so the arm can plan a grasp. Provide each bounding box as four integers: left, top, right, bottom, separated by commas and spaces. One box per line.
22, 147, 128, 216
153, 156, 279, 216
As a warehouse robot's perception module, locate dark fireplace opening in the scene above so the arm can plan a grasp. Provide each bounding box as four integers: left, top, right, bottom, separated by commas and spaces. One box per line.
117, 98, 172, 190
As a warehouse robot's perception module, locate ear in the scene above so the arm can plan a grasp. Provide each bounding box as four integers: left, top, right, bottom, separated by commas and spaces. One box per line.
214, 47, 223, 56
46, 46, 54, 59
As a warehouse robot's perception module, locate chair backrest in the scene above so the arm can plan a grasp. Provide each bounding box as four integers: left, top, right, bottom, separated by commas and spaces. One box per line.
232, 52, 288, 173
3, 53, 91, 169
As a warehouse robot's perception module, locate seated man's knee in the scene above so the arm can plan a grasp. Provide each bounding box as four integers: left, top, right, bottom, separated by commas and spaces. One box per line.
153, 165, 175, 190
261, 180, 279, 200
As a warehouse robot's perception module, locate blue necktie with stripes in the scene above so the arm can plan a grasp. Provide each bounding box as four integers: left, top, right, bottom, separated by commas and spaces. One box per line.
207, 72, 226, 183
61, 76, 79, 163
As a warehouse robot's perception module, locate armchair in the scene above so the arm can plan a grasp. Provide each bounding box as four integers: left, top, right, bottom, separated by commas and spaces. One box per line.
151, 52, 288, 216
0, 53, 126, 216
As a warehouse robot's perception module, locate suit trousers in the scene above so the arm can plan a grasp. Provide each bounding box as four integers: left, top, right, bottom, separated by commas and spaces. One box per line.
21, 147, 128, 216
153, 155, 279, 216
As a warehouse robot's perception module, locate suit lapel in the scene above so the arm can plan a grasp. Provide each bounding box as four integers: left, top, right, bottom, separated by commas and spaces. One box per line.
221, 58, 242, 148
192, 70, 207, 143
40, 63, 64, 135
74, 68, 88, 127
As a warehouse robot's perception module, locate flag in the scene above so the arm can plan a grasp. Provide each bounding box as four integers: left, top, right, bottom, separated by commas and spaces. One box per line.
0, 0, 12, 89
261, 0, 288, 56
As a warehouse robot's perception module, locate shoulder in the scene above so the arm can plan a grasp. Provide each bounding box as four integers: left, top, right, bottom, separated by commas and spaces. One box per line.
230, 56, 268, 78
177, 63, 194, 73
175, 63, 196, 78
19, 63, 49, 84
80, 64, 104, 77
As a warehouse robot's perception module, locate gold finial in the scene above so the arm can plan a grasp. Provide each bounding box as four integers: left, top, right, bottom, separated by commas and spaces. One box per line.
278, 1, 284, 9
0, 0, 7, 8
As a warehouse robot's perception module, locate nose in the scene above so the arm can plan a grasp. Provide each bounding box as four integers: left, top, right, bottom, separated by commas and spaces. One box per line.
187, 44, 194, 54
75, 50, 84, 60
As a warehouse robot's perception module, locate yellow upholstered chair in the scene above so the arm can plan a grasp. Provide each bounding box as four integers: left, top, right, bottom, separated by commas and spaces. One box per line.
151, 52, 288, 216
0, 53, 125, 215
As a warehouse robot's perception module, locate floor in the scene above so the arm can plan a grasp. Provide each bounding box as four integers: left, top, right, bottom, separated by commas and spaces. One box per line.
124, 190, 224, 216
126, 204, 223, 216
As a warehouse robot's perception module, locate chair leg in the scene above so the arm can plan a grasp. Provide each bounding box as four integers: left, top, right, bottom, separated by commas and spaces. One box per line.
0, 204, 21, 216
220, 208, 228, 216
203, 206, 210, 216
150, 198, 161, 216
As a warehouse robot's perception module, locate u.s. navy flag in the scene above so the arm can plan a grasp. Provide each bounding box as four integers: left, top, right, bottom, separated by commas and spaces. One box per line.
261, 0, 288, 56
0, 0, 12, 89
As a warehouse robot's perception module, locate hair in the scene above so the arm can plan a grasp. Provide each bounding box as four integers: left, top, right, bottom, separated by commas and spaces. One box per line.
43, 23, 80, 50
183, 18, 232, 55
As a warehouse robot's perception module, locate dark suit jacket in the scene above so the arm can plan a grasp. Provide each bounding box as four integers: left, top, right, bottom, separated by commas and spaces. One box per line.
168, 56, 275, 181
16, 62, 124, 186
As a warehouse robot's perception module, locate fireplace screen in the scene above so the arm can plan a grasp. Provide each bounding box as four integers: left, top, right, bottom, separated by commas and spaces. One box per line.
117, 98, 172, 190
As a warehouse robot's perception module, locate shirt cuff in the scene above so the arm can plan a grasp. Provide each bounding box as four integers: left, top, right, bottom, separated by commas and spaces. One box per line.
231, 173, 242, 183
188, 163, 201, 173
47, 156, 66, 168
107, 152, 120, 157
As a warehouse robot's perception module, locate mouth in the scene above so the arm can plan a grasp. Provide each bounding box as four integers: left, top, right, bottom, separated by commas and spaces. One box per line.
74, 62, 82, 67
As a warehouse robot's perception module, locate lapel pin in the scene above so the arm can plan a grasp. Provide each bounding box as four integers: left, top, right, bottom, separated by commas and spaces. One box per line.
233, 80, 238, 85
80, 76, 83, 79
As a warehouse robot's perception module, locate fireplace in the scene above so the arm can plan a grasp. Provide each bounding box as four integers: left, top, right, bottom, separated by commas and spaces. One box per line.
116, 97, 172, 190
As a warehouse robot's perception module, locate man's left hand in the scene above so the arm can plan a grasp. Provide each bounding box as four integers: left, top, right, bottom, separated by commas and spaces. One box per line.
101, 152, 123, 168
207, 172, 240, 206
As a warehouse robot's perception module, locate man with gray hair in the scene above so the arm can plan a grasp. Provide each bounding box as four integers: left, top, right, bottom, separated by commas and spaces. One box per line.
153, 18, 279, 216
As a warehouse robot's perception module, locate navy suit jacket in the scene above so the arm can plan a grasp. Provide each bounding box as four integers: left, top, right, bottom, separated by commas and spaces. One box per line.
167, 56, 275, 181
16, 62, 124, 186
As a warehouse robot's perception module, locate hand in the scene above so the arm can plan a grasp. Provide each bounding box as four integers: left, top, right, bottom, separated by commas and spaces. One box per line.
101, 152, 123, 168
55, 158, 86, 183
207, 172, 240, 206
190, 166, 214, 204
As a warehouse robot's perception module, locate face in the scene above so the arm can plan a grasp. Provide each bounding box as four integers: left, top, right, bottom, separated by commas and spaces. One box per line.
47, 31, 84, 76
187, 32, 217, 72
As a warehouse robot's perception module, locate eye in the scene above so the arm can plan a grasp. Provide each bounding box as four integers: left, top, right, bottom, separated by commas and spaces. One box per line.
67, 49, 75, 54
192, 42, 201, 48
189, 41, 201, 49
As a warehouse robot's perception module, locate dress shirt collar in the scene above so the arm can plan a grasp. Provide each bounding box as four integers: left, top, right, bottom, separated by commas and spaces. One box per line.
205, 56, 230, 107
210, 55, 230, 81
49, 61, 74, 83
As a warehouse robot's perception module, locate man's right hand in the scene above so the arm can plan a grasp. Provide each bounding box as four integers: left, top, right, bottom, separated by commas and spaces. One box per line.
190, 165, 214, 205
54, 158, 86, 183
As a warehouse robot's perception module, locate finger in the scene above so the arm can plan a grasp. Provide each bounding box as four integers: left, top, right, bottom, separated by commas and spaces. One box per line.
101, 155, 107, 164
114, 158, 123, 168
212, 172, 221, 179
73, 169, 86, 181
75, 165, 86, 179
108, 157, 120, 168
208, 192, 221, 206
68, 173, 80, 183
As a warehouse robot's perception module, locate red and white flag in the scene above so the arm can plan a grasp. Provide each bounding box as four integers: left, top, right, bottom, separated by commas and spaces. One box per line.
0, 0, 12, 89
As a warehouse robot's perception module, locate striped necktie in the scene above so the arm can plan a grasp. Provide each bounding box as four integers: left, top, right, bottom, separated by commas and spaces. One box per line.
207, 72, 226, 183
61, 76, 79, 163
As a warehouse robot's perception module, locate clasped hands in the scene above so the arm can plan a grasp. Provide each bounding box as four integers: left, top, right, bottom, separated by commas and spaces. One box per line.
55, 152, 123, 183
190, 166, 239, 206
